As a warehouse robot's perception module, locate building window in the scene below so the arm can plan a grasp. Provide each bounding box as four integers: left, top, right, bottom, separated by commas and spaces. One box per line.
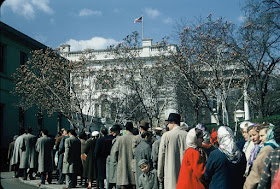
0, 43, 7, 73
20, 51, 28, 65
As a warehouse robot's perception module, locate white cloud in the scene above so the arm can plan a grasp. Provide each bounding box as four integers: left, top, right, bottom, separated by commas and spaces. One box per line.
3, 0, 53, 19
163, 17, 172, 24
65, 37, 119, 51
79, 9, 102, 16
144, 8, 160, 18
31, 0, 53, 14
238, 15, 245, 22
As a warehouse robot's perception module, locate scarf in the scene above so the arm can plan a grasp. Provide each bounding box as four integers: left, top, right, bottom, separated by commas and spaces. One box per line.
218, 126, 241, 163
248, 144, 260, 168
186, 128, 207, 161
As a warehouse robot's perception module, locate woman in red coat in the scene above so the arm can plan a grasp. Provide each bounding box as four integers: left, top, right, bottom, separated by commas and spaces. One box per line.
176, 128, 207, 189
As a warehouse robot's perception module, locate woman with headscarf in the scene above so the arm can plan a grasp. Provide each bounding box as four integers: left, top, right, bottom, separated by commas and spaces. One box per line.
203, 126, 246, 189
195, 124, 216, 156
244, 124, 279, 189
176, 128, 207, 189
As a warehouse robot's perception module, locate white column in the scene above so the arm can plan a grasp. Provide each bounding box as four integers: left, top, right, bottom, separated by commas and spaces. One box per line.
244, 86, 250, 120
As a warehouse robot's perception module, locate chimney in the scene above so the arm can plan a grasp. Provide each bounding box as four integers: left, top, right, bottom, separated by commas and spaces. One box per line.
59, 44, 70, 53
142, 38, 152, 47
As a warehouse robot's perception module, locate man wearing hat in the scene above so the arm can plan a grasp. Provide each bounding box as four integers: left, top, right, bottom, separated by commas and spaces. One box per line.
157, 113, 188, 189
113, 122, 136, 188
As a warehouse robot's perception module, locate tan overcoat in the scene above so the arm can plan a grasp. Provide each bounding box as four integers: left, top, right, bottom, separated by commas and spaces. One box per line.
157, 126, 188, 189
244, 145, 274, 189
114, 131, 136, 185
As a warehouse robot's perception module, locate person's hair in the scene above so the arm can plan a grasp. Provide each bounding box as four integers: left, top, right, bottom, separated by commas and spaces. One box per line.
69, 129, 77, 136
141, 131, 152, 139
100, 127, 108, 136
259, 124, 270, 134
247, 123, 261, 133
132, 127, 139, 135
155, 130, 162, 136
78, 131, 87, 140
195, 129, 203, 138
169, 120, 180, 126
42, 129, 49, 136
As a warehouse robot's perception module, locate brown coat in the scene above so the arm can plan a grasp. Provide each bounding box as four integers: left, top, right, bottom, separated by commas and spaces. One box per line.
244, 145, 274, 189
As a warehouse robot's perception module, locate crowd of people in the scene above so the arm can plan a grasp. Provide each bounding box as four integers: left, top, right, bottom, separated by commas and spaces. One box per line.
6, 112, 280, 189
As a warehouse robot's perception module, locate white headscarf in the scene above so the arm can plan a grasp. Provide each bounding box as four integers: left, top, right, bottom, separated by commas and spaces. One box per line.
186, 128, 198, 149
218, 126, 241, 163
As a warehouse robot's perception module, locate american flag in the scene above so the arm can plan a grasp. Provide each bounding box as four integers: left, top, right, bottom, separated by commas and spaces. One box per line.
134, 16, 142, 23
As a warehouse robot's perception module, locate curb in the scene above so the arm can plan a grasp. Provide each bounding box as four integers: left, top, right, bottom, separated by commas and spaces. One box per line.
18, 177, 66, 189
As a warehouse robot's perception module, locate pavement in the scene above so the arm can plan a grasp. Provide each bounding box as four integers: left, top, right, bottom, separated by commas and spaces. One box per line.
1, 171, 97, 189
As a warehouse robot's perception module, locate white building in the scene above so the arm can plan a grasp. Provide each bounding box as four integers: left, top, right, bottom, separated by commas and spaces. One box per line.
59, 39, 178, 128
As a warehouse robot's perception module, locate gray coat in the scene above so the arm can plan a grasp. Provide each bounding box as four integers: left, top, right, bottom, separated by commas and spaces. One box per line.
57, 136, 69, 170
157, 126, 188, 189
135, 139, 152, 188
107, 135, 119, 184
151, 138, 161, 169
19, 134, 37, 169
114, 131, 136, 185
62, 136, 82, 175
11, 134, 24, 165
36, 136, 54, 172
138, 169, 158, 189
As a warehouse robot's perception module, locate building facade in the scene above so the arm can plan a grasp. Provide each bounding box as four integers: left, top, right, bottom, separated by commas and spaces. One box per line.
60, 39, 179, 129
0, 21, 69, 170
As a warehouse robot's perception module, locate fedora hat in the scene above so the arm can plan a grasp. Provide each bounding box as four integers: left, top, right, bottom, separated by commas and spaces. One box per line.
139, 120, 149, 131
111, 124, 121, 132
165, 113, 181, 123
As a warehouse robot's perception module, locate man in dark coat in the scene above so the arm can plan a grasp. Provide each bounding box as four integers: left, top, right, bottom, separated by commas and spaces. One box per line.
36, 129, 54, 186
62, 129, 82, 189
94, 127, 114, 189
83, 131, 99, 189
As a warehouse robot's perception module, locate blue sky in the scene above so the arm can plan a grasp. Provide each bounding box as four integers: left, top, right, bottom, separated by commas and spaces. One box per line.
1, 0, 245, 51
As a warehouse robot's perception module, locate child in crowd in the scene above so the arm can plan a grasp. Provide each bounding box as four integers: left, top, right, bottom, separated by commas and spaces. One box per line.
138, 159, 158, 189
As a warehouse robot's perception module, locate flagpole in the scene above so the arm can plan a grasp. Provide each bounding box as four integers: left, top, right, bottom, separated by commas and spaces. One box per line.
142, 16, 144, 39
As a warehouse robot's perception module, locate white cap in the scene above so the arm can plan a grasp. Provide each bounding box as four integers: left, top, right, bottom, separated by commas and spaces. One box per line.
154, 127, 163, 131
239, 121, 254, 129
91, 131, 99, 137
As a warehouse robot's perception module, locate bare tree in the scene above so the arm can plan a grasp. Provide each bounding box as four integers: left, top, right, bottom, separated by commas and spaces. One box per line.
166, 15, 246, 125
240, 0, 280, 118
13, 48, 99, 131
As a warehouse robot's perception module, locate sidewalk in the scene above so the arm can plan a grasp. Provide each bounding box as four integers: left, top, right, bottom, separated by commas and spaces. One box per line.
1, 171, 90, 189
